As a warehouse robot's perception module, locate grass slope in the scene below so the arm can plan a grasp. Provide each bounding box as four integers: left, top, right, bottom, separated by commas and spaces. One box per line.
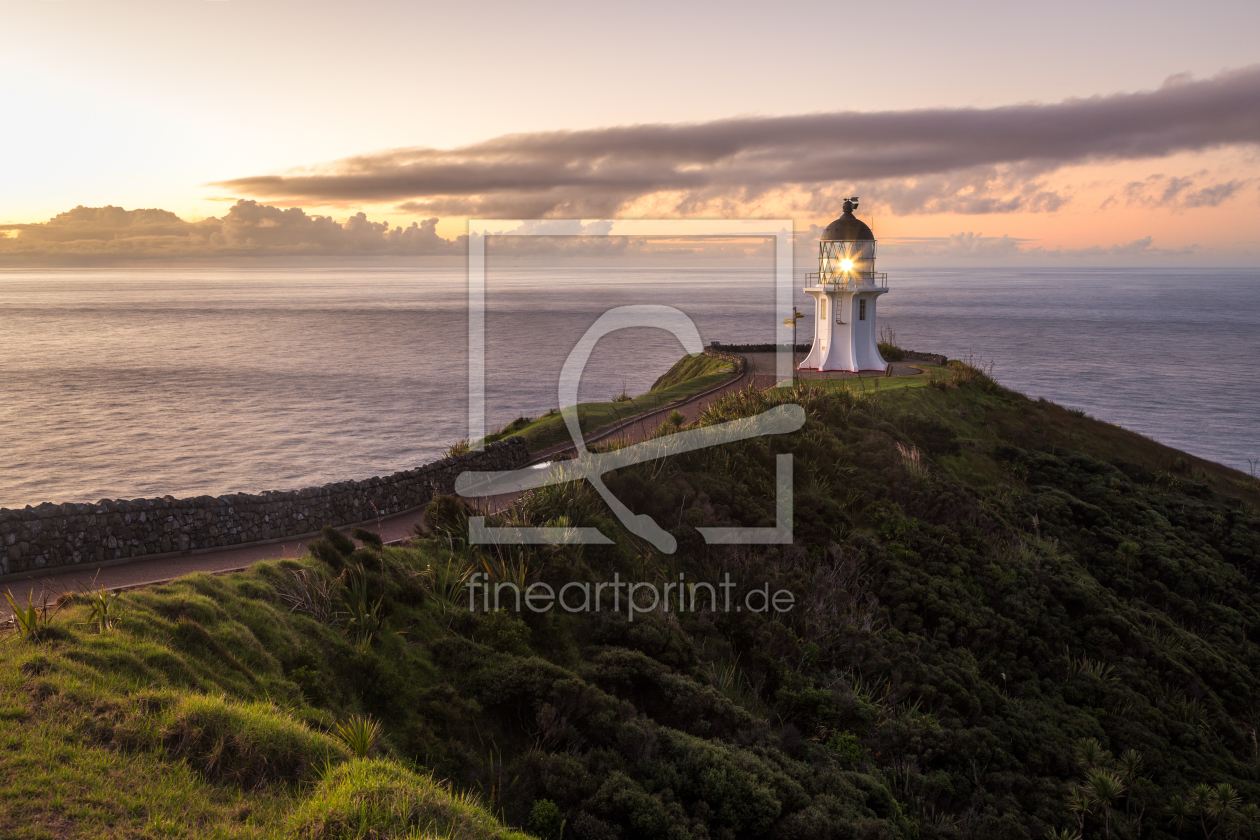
0, 559, 534, 840
482, 363, 737, 454
651, 354, 736, 391
3, 360, 1260, 838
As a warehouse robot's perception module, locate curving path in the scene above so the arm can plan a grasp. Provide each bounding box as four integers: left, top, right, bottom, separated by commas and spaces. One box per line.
1, 353, 932, 617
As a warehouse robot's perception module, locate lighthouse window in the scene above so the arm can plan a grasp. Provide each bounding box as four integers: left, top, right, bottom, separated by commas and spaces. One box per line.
859, 299, 867, 321
821, 298, 827, 319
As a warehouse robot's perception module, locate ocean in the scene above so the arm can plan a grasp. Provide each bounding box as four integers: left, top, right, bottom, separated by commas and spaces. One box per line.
0, 264, 1257, 508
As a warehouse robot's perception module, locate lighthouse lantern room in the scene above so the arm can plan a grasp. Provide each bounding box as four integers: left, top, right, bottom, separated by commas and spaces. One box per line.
799, 198, 890, 372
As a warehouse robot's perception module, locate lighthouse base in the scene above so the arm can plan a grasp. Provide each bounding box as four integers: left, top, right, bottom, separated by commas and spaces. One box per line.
799, 287, 889, 374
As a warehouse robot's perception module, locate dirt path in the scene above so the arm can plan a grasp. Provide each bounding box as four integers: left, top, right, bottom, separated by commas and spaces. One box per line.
1, 352, 931, 615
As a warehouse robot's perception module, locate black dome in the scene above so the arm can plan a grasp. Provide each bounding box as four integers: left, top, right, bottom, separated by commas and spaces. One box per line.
821, 209, 874, 242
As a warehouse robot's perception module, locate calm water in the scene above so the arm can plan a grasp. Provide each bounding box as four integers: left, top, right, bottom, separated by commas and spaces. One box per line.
0, 265, 1257, 507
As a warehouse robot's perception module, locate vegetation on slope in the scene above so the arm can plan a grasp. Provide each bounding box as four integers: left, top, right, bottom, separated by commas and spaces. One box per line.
0, 536, 535, 840
3, 360, 1260, 839
650, 353, 736, 391
478, 363, 736, 454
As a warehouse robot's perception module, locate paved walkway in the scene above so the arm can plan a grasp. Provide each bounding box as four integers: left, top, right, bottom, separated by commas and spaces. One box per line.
1, 353, 933, 616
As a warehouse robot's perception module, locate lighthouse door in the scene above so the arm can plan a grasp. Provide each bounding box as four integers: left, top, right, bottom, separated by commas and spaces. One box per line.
819, 296, 828, 352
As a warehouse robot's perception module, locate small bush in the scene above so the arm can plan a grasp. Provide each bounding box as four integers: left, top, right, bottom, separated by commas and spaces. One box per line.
342, 569, 385, 652
276, 568, 343, 625
423, 494, 479, 543
4, 590, 53, 642
351, 527, 384, 551
927, 367, 954, 390
877, 325, 906, 362
477, 609, 532, 656
530, 799, 565, 840
334, 714, 383, 758
950, 356, 1001, 393
826, 731, 864, 765
323, 526, 357, 556
413, 555, 473, 615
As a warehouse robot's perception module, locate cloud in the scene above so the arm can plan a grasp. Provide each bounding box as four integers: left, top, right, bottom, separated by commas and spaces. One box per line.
0, 200, 463, 262
212, 66, 1260, 218
866, 231, 1197, 262
1109, 172, 1250, 209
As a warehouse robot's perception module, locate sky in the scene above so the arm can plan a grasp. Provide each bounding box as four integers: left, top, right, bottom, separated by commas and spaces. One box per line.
2, 0, 1259, 264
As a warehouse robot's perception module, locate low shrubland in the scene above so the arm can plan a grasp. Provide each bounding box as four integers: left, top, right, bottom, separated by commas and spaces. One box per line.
3, 364, 1260, 838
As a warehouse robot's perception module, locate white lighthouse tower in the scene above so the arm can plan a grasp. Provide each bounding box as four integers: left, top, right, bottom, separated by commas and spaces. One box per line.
799, 198, 889, 372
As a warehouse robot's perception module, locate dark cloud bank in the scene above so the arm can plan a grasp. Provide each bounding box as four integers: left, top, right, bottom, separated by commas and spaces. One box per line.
215, 66, 1260, 218
4, 67, 1257, 262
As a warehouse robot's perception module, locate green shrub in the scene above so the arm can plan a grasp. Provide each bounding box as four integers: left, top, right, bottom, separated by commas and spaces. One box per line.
877, 326, 906, 361
530, 799, 565, 840
477, 609, 532, 656
79, 584, 127, 632
422, 494, 479, 543
342, 569, 385, 652
351, 527, 384, 551
826, 731, 864, 764
334, 714, 384, 758
949, 356, 1002, 392
4, 589, 52, 641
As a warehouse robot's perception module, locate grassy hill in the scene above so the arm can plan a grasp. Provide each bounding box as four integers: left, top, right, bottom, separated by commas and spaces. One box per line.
476, 354, 737, 454
3, 360, 1260, 839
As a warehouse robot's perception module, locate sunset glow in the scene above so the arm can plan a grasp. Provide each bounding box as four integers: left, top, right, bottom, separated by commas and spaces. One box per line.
1, 0, 1258, 263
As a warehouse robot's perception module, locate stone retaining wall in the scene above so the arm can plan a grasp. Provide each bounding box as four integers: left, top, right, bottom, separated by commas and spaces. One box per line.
901, 351, 949, 366
708, 342, 947, 366
707, 342, 811, 354
701, 346, 747, 375
0, 437, 528, 577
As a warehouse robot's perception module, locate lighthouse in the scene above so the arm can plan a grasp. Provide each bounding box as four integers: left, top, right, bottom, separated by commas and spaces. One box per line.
799, 198, 889, 372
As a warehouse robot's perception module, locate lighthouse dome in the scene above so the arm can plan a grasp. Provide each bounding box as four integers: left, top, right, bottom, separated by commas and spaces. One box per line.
821, 199, 874, 241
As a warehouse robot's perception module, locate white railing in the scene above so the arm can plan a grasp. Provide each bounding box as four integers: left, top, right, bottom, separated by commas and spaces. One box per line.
805, 271, 889, 290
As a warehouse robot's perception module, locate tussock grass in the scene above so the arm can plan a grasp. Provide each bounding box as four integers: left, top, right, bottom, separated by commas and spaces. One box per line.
0, 550, 533, 839
144, 694, 350, 788
286, 759, 531, 840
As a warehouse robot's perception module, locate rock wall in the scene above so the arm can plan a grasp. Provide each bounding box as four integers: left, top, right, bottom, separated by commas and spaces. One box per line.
901, 351, 949, 366
707, 342, 811, 354
708, 342, 947, 366
0, 437, 528, 578
701, 346, 747, 375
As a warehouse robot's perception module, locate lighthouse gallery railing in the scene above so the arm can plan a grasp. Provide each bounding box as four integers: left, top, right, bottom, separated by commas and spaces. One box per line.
805, 271, 889, 290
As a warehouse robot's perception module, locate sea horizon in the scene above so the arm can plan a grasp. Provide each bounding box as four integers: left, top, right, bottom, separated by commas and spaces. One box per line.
1, 263, 1257, 509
